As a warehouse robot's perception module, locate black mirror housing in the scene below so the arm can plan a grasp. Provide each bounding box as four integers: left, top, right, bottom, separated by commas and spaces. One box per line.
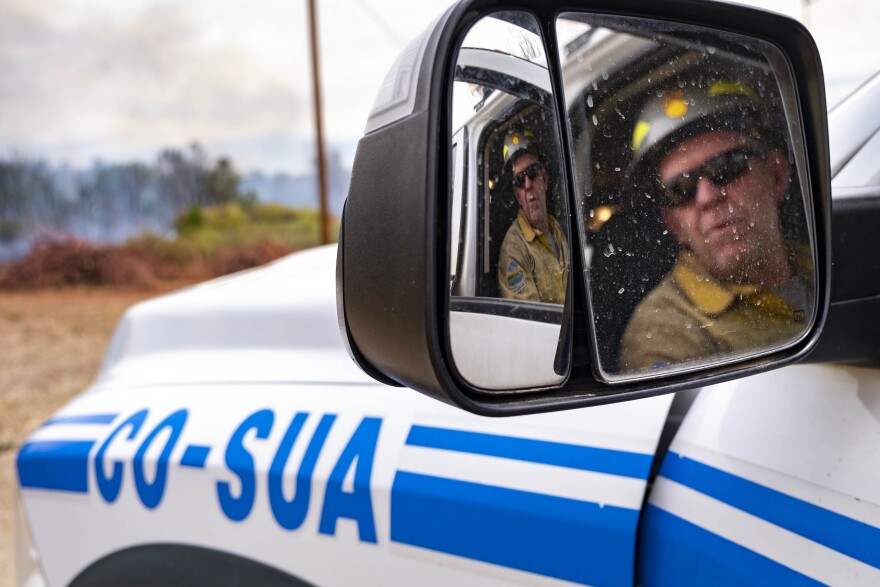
338, 0, 832, 416
338, 5, 455, 397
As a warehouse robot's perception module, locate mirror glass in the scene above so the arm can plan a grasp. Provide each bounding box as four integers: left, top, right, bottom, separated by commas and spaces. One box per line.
556, 13, 817, 382
448, 12, 571, 391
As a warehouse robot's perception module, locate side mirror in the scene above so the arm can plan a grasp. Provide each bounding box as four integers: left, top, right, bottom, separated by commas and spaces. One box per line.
338, 0, 831, 415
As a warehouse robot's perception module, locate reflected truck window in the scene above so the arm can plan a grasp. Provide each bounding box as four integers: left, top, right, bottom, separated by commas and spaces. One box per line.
556, 13, 817, 382
448, 11, 571, 391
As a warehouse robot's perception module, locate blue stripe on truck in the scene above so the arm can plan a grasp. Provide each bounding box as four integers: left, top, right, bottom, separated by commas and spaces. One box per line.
391, 471, 639, 586
406, 425, 653, 479
17, 440, 95, 493
639, 505, 823, 587
43, 414, 118, 426
660, 452, 880, 568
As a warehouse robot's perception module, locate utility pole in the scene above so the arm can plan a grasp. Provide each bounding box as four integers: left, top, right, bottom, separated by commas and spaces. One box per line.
307, 0, 331, 244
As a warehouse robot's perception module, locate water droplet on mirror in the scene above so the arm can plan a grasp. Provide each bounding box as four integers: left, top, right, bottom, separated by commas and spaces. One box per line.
587, 95, 594, 108
708, 46, 716, 54
646, 332, 653, 339
592, 115, 598, 126
618, 287, 625, 294
602, 71, 609, 80
662, 230, 668, 235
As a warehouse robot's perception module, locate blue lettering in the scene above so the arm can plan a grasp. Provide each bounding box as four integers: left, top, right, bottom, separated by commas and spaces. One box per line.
269, 413, 336, 530
217, 409, 274, 522
319, 417, 381, 543
133, 409, 188, 509
95, 409, 149, 503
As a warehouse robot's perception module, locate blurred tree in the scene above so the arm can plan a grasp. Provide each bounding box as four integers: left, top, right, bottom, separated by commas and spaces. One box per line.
0, 144, 260, 254
0, 157, 67, 234
0, 161, 26, 219
157, 143, 255, 212
204, 157, 256, 206
157, 143, 207, 212
0, 217, 22, 243
77, 162, 159, 240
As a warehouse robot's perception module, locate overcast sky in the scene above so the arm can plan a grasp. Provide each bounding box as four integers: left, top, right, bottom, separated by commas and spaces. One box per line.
1, 0, 877, 174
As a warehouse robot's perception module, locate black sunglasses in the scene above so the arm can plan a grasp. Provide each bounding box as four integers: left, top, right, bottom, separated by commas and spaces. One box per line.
661, 148, 764, 207
512, 161, 544, 188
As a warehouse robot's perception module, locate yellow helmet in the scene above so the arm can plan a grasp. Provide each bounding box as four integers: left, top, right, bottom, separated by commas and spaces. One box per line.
502, 129, 541, 168
631, 80, 766, 166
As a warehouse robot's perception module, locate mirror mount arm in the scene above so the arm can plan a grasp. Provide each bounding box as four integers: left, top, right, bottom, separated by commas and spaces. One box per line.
553, 289, 572, 376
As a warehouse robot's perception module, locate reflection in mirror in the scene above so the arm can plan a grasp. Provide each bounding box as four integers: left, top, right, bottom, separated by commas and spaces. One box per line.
448, 12, 571, 391
556, 14, 816, 382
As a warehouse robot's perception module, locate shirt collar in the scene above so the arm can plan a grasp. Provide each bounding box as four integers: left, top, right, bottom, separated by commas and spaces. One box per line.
672, 250, 798, 319
672, 250, 760, 315
517, 209, 562, 243
516, 209, 538, 242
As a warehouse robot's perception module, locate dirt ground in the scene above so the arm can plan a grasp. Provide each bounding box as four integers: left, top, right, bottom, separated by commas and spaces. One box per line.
0, 284, 188, 587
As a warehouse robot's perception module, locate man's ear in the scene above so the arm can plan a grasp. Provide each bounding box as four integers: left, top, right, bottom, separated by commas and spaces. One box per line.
767, 148, 791, 204
659, 207, 688, 246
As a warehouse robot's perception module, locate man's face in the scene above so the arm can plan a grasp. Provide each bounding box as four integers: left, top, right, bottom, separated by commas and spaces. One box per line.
658, 130, 790, 284
512, 153, 549, 231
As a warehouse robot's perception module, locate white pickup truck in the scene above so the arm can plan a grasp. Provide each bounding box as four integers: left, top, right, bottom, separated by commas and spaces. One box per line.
15, 1, 880, 586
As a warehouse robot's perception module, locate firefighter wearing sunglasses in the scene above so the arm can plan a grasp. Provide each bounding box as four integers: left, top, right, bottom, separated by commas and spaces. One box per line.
619, 80, 813, 371
497, 130, 569, 304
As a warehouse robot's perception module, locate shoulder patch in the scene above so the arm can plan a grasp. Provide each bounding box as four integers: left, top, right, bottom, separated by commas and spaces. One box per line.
506, 260, 526, 293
